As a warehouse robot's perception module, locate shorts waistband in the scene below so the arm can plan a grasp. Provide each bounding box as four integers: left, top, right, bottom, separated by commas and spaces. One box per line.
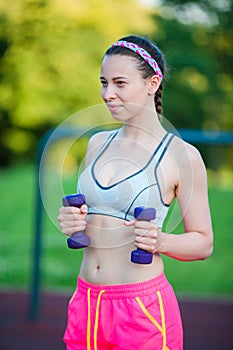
77, 273, 168, 299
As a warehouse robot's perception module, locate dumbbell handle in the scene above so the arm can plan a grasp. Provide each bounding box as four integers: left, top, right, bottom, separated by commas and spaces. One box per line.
131, 206, 156, 264
62, 193, 90, 249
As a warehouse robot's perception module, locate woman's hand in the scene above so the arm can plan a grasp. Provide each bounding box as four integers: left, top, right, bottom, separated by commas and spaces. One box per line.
58, 204, 88, 237
125, 219, 161, 253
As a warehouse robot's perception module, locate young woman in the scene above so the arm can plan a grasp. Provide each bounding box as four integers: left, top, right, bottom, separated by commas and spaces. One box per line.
58, 35, 213, 350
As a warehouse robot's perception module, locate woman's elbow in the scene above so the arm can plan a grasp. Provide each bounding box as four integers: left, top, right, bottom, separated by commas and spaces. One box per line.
200, 236, 214, 260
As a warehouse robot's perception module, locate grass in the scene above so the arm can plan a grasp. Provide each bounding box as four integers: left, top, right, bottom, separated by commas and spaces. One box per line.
0, 163, 233, 298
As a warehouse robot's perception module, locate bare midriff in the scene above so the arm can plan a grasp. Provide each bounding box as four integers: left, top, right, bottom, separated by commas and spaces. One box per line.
79, 214, 164, 285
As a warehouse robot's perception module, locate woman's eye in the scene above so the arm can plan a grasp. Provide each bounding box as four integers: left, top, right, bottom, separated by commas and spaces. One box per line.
116, 81, 126, 86
100, 80, 108, 87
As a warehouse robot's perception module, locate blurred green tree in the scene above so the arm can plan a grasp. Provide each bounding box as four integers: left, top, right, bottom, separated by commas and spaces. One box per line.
0, 0, 232, 165
155, 0, 233, 130
0, 0, 153, 165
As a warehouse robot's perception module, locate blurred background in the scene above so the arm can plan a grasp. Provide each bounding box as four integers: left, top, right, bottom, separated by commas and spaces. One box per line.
0, 0, 232, 349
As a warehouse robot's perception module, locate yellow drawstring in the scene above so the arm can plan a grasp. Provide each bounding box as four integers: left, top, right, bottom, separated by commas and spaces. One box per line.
136, 291, 169, 350
86, 288, 105, 350
94, 290, 106, 350
87, 288, 91, 350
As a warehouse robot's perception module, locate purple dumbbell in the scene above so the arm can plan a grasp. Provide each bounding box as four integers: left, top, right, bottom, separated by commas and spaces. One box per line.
131, 206, 156, 264
62, 193, 90, 249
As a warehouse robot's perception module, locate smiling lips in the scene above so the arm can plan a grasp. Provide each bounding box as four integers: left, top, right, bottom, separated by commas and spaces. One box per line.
107, 103, 121, 112
107, 103, 123, 111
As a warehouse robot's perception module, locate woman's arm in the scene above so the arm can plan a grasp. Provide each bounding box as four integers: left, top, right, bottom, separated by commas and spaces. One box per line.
158, 144, 213, 261
126, 143, 213, 262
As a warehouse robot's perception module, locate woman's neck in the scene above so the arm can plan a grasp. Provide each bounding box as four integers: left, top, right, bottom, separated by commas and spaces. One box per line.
121, 113, 166, 142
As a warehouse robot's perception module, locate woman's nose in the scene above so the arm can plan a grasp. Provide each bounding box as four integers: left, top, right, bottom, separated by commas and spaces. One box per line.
102, 84, 116, 101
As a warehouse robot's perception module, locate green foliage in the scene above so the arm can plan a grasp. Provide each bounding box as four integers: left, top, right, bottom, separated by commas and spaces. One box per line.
0, 0, 152, 165
150, 14, 232, 131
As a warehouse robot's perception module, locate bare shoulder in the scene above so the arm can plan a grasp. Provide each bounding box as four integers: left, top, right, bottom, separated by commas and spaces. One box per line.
85, 130, 117, 166
171, 135, 207, 177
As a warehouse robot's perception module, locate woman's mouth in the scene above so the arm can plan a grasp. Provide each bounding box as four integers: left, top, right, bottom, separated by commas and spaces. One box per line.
107, 103, 122, 112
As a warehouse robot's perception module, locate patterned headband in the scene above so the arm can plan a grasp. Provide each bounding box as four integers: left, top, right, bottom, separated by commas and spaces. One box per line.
111, 40, 163, 80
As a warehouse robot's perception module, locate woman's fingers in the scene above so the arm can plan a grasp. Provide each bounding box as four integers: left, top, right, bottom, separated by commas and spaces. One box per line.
58, 206, 87, 237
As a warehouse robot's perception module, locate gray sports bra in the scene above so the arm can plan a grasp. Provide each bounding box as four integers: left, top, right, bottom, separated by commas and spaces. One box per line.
78, 130, 174, 227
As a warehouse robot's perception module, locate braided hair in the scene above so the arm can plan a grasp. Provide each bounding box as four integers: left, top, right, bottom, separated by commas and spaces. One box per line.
104, 35, 166, 115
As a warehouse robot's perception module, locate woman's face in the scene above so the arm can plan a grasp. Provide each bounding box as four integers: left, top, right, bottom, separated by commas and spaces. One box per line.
100, 54, 153, 121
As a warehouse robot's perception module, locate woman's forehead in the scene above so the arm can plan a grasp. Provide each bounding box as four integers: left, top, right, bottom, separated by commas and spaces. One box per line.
101, 54, 139, 75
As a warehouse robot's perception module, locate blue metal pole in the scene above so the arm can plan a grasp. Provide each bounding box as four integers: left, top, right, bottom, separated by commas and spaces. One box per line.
28, 129, 55, 321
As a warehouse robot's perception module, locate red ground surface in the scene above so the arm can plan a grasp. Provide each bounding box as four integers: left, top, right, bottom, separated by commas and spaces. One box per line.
0, 290, 232, 350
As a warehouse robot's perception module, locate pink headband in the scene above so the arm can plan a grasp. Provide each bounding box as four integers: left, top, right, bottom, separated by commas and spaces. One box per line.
111, 40, 163, 81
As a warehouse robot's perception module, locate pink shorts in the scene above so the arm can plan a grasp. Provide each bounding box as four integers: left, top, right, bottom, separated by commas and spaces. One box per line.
63, 273, 183, 350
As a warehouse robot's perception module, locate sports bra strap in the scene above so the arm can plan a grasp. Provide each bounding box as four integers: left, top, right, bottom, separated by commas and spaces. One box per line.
154, 133, 174, 165
93, 130, 118, 160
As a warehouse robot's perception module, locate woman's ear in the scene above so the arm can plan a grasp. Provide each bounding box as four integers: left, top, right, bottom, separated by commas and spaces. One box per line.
148, 75, 161, 95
